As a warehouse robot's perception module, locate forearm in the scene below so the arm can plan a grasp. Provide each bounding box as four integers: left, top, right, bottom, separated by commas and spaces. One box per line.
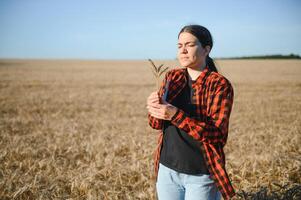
170, 109, 227, 145
148, 113, 164, 130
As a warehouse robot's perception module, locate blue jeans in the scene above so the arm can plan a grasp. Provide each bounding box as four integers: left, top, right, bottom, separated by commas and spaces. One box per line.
156, 163, 221, 200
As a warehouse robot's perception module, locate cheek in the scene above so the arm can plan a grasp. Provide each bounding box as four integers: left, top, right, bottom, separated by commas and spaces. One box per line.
190, 48, 201, 59
177, 50, 181, 58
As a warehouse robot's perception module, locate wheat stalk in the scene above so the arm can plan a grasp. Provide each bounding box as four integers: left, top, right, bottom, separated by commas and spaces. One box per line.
147, 59, 169, 90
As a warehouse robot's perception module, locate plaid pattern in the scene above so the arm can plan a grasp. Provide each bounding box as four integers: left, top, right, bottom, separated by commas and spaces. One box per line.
148, 66, 236, 199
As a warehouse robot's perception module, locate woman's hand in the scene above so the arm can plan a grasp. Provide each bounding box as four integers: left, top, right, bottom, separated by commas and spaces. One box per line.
146, 91, 178, 120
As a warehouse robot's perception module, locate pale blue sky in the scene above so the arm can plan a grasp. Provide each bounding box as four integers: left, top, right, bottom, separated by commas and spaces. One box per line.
0, 0, 300, 59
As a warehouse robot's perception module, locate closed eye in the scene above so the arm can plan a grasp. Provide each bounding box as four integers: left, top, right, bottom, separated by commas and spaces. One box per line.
177, 42, 196, 48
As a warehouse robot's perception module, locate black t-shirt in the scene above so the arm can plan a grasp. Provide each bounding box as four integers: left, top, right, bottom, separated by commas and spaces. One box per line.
159, 77, 210, 174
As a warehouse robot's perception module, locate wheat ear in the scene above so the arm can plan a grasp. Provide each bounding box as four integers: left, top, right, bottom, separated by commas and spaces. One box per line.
147, 59, 169, 90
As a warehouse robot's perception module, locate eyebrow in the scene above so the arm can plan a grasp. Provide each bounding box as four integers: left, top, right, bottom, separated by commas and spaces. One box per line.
177, 41, 196, 45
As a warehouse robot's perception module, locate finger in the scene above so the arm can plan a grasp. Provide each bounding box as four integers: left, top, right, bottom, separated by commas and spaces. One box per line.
148, 94, 160, 101
149, 105, 172, 119
147, 99, 158, 106
148, 106, 163, 115
147, 106, 160, 113
147, 105, 160, 110
149, 112, 166, 120
147, 103, 162, 110
147, 98, 160, 106
149, 91, 159, 97
148, 105, 169, 119
147, 99, 160, 105
148, 108, 168, 120
147, 98, 158, 104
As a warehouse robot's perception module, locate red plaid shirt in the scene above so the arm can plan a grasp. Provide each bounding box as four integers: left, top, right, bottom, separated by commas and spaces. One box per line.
148, 65, 236, 199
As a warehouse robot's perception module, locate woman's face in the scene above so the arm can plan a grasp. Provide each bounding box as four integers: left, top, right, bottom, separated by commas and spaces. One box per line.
177, 32, 210, 70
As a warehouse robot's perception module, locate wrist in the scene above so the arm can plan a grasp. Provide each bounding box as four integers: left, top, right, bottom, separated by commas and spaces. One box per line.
170, 107, 180, 121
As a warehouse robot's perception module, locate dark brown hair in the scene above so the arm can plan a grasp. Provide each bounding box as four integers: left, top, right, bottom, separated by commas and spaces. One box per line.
178, 25, 218, 72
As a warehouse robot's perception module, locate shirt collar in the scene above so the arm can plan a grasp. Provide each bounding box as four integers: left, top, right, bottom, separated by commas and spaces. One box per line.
184, 65, 210, 86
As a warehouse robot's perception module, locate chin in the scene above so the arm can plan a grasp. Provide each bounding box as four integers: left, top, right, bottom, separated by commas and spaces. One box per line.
179, 61, 192, 67
181, 63, 199, 70
182, 63, 195, 69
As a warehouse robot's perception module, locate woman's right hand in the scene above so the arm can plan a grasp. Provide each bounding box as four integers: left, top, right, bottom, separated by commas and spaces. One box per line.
146, 91, 160, 108
146, 91, 178, 120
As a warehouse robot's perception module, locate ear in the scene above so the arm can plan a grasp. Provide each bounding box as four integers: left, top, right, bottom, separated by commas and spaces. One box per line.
204, 45, 211, 56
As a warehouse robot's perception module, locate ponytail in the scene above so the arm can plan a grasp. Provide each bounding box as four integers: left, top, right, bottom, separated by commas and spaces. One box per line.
206, 56, 218, 73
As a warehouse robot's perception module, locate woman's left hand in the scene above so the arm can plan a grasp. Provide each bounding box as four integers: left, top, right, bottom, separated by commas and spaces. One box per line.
146, 95, 178, 120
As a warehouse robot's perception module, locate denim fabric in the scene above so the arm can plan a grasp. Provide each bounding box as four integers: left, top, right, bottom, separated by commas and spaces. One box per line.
156, 163, 221, 200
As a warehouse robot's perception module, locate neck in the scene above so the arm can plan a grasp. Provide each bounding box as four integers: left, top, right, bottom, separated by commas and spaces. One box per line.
187, 62, 206, 81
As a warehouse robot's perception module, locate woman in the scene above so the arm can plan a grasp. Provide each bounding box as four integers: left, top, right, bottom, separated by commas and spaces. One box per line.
146, 25, 235, 200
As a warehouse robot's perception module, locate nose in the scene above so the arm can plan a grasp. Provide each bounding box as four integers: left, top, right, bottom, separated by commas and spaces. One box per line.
179, 46, 188, 54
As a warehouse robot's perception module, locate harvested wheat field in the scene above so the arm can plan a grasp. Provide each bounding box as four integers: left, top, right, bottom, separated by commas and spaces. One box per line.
0, 59, 300, 200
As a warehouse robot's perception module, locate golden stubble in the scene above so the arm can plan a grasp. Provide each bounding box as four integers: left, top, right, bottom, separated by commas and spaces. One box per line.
0, 59, 300, 199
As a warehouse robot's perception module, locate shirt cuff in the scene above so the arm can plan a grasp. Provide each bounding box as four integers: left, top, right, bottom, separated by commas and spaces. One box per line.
170, 108, 185, 126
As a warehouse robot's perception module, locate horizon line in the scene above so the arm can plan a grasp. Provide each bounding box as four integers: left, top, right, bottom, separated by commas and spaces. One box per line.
0, 53, 300, 61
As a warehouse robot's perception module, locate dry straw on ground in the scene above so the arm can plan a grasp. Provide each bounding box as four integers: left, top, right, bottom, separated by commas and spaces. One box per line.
0, 59, 300, 199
